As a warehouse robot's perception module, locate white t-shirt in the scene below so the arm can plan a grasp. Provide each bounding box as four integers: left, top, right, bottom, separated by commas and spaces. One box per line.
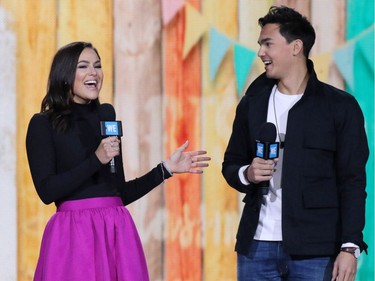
239, 85, 303, 241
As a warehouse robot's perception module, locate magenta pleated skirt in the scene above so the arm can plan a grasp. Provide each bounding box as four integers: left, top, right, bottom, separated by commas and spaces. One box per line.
33, 197, 149, 281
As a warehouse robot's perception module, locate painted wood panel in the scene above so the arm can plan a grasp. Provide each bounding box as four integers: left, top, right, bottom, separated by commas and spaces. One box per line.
274, 0, 310, 17
0, 2, 18, 280
13, 1, 57, 280
201, 0, 239, 280
164, 0, 202, 280
58, 0, 114, 104
113, 1, 164, 280
310, 0, 345, 88
238, 0, 274, 100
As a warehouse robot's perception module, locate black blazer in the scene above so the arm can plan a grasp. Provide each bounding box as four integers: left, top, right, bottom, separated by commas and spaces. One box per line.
222, 60, 369, 256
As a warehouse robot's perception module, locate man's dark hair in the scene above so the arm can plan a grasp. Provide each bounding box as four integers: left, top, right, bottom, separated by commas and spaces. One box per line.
258, 6, 316, 58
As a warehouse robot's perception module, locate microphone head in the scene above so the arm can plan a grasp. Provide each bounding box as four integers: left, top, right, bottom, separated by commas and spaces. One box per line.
99, 103, 123, 137
99, 103, 116, 121
259, 122, 277, 142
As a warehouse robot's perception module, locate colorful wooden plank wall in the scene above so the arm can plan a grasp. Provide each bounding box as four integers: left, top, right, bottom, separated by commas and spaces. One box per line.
0, 0, 373, 280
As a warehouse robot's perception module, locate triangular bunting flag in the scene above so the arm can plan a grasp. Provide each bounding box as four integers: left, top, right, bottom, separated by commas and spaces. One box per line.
312, 52, 331, 83
233, 43, 256, 95
209, 28, 232, 81
356, 26, 374, 75
333, 41, 355, 91
183, 3, 210, 58
162, 0, 185, 26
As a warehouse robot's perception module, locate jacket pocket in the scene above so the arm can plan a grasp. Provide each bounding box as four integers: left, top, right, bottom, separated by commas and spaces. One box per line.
302, 178, 338, 209
301, 180, 340, 243
303, 129, 336, 151
302, 131, 336, 178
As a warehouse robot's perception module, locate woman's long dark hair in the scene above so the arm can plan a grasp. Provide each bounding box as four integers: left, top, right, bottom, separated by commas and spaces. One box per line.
41, 41, 101, 132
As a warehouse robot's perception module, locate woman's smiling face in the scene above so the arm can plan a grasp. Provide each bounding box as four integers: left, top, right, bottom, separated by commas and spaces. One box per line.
72, 47, 103, 104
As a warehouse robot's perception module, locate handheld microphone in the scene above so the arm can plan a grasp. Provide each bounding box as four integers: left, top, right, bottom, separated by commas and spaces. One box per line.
98, 103, 123, 173
256, 122, 279, 195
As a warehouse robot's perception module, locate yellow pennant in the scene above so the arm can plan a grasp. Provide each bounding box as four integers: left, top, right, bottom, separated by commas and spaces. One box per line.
311, 52, 332, 83
183, 2, 210, 58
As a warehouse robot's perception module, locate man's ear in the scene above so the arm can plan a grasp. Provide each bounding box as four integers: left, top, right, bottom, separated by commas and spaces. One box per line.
292, 39, 304, 56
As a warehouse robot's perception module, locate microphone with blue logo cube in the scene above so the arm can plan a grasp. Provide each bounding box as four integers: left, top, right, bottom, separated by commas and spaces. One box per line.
99, 104, 123, 174
256, 122, 279, 195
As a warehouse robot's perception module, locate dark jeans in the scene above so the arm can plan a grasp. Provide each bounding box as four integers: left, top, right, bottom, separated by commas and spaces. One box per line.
237, 240, 334, 281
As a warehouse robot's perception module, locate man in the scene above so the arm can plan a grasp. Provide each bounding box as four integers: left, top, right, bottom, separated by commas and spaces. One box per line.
222, 6, 368, 281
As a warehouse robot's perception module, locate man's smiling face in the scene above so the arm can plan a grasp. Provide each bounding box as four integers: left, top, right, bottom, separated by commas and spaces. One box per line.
257, 23, 296, 80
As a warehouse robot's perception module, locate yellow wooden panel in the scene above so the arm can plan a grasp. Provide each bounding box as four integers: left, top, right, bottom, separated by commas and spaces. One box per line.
9, 0, 58, 280
238, 0, 274, 51
58, 0, 113, 104
202, 0, 238, 280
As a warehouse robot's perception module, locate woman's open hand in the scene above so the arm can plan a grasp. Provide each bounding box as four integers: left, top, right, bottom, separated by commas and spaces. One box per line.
164, 141, 211, 174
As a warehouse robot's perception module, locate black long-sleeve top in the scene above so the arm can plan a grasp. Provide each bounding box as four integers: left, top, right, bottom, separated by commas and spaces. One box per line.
26, 102, 169, 206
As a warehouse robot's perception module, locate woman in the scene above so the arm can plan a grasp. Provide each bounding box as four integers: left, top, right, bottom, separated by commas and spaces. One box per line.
26, 41, 210, 281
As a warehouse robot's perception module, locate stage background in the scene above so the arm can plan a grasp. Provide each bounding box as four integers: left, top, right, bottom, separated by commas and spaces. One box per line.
0, 0, 373, 280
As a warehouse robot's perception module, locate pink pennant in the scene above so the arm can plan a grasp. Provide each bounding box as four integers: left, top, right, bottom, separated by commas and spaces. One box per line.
162, 0, 185, 26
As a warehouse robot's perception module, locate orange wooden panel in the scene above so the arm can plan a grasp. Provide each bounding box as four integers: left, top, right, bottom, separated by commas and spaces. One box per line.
164, 0, 202, 280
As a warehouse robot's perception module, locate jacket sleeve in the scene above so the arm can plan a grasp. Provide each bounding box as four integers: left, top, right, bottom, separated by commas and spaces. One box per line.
335, 96, 369, 252
222, 95, 256, 193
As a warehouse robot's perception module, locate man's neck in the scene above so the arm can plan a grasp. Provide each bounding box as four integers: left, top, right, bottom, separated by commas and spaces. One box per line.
277, 65, 309, 95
